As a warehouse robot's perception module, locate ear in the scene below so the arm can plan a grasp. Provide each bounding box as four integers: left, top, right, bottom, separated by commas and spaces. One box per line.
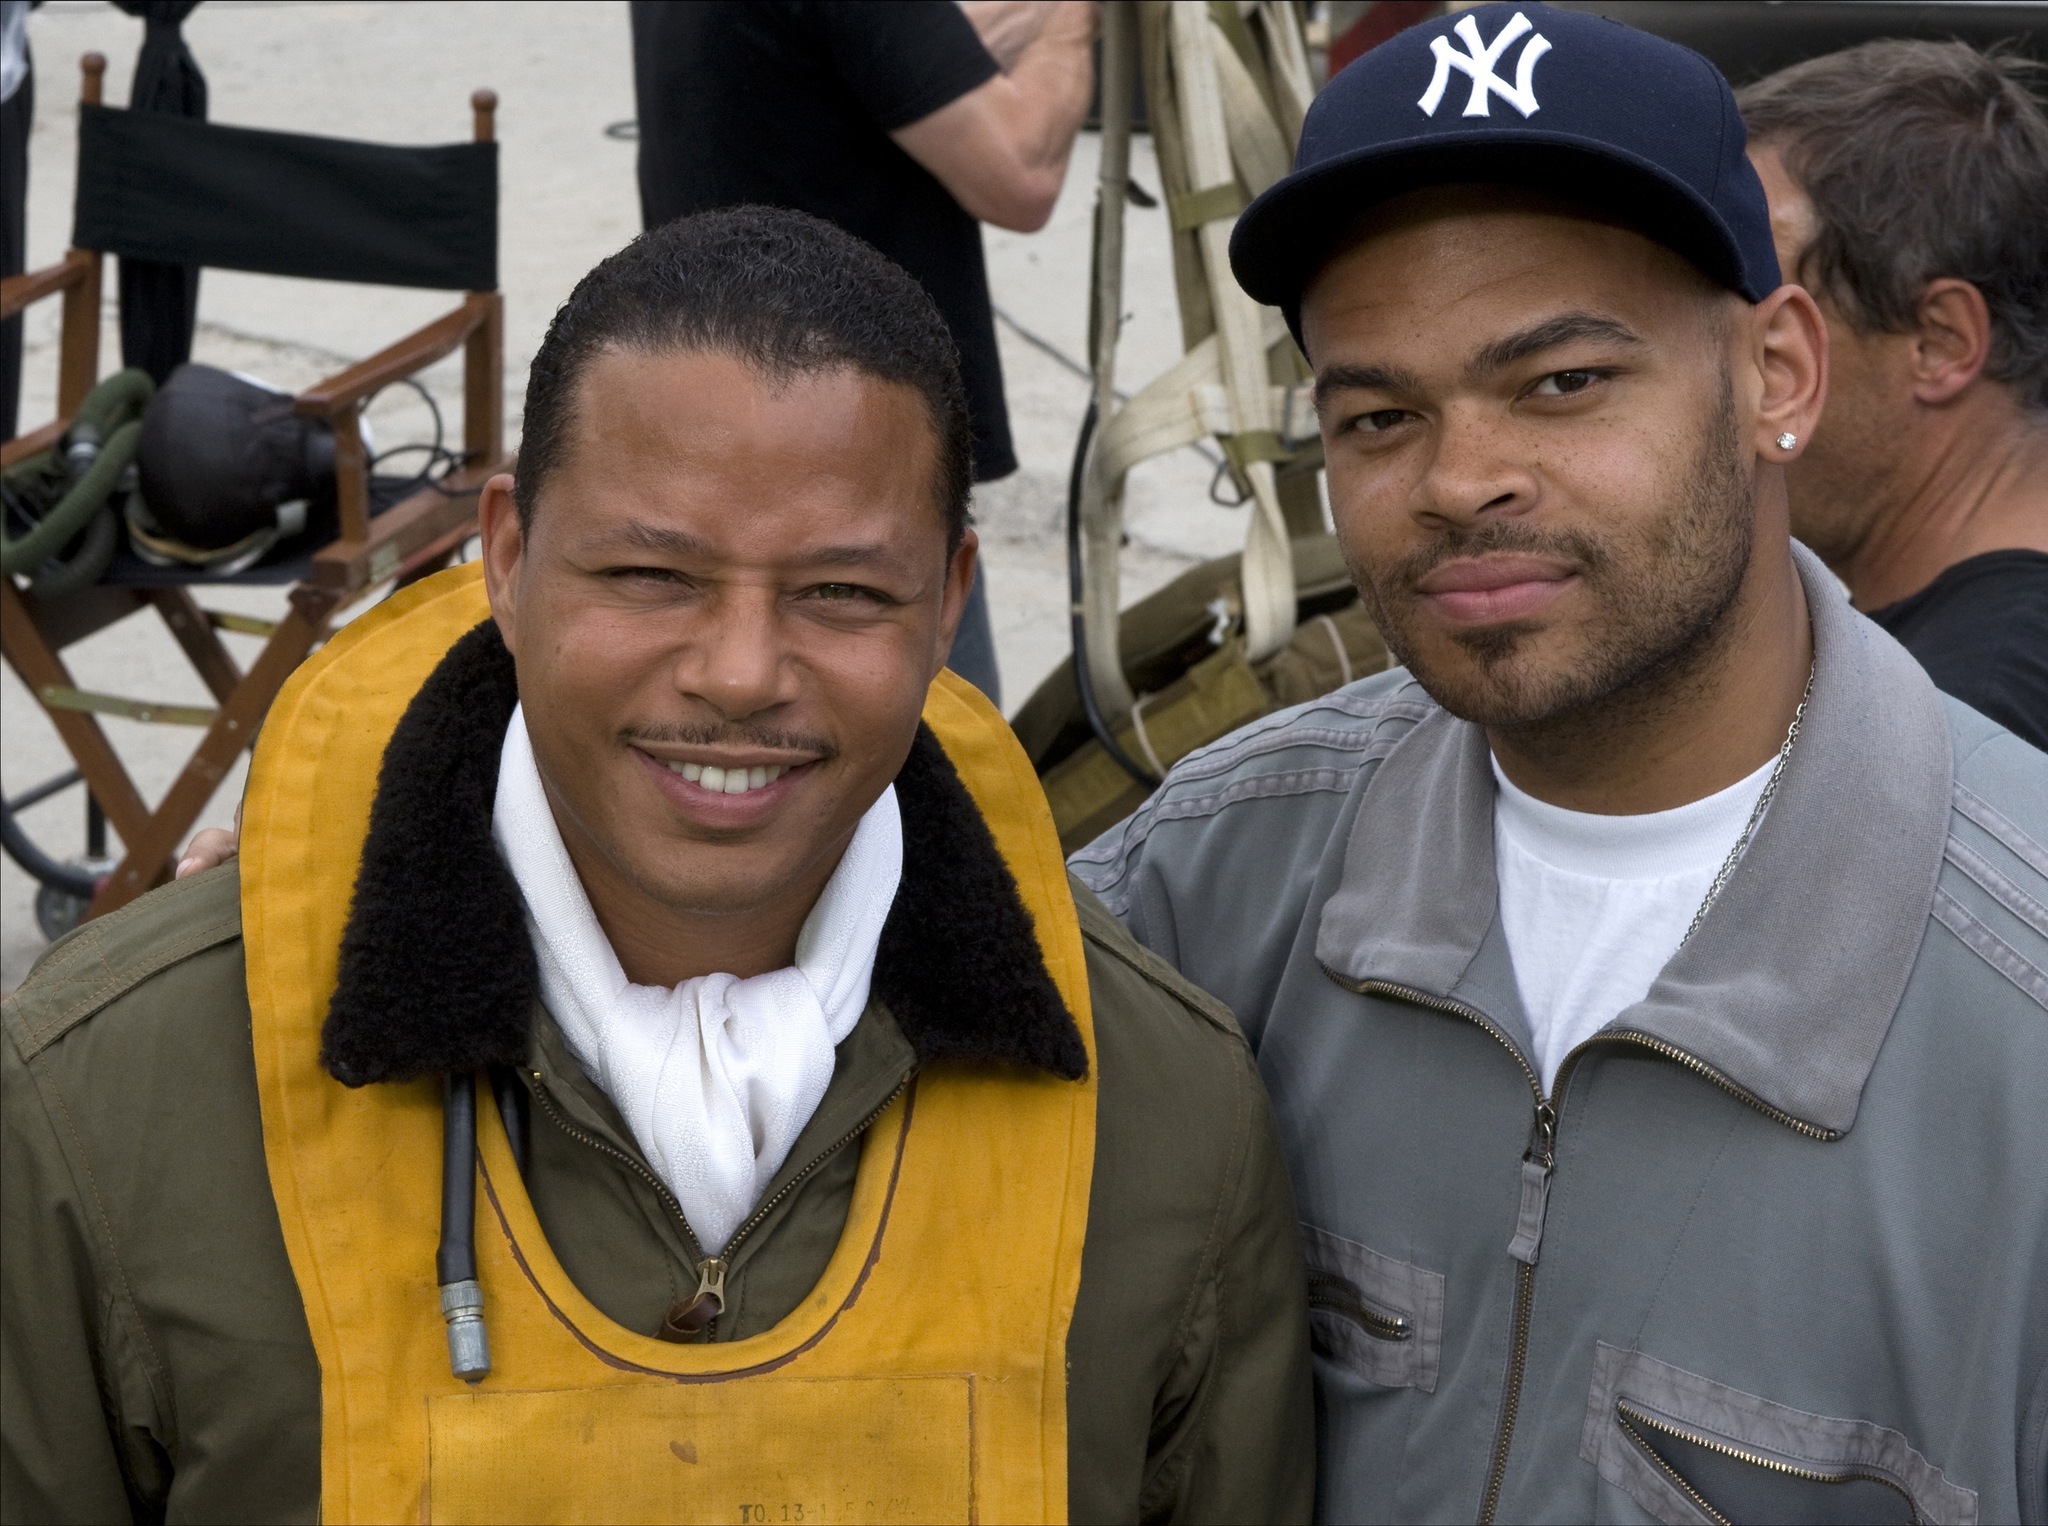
477, 474, 525, 659
1749, 284, 1829, 468
1907, 278, 1993, 406
929, 528, 980, 685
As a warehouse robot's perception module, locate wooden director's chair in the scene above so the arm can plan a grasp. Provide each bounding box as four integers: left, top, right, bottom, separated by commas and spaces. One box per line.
2, 54, 507, 930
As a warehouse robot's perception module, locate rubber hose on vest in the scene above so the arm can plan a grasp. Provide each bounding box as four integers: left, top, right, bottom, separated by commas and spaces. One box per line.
437, 1072, 492, 1382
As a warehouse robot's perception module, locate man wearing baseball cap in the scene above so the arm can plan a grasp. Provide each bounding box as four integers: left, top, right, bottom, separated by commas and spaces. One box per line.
1073, 5, 2048, 1520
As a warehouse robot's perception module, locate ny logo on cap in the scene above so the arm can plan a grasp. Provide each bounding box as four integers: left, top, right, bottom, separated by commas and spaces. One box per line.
1418, 11, 1552, 119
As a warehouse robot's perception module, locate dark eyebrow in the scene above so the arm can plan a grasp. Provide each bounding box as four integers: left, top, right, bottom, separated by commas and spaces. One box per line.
578, 521, 713, 557
1467, 312, 1645, 379
577, 520, 899, 569
1314, 362, 1424, 405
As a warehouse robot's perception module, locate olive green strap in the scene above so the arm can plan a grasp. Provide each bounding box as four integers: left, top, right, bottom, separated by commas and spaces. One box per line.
1167, 181, 1246, 232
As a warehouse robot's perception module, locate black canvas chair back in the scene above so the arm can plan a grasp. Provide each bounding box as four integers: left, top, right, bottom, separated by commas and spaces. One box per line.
1, 58, 508, 933
74, 104, 497, 293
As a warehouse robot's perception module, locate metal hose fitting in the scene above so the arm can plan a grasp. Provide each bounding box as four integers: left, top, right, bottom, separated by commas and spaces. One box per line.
439, 1278, 490, 1383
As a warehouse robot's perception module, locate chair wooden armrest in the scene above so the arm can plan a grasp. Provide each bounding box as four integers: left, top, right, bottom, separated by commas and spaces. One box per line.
292, 293, 495, 419
306, 454, 509, 595
0, 250, 97, 322
0, 418, 68, 470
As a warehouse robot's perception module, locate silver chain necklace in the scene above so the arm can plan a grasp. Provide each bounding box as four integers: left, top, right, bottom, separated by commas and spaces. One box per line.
1676, 663, 1816, 951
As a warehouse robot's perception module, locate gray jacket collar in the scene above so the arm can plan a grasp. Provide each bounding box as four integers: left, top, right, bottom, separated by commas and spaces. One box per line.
1317, 543, 1953, 1136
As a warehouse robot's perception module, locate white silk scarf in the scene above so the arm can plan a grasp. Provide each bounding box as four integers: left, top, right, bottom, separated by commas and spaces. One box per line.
492, 704, 902, 1253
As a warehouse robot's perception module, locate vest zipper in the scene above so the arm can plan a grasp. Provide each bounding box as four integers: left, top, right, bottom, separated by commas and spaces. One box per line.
1614, 1401, 1922, 1526
1322, 967, 1845, 1523
1306, 1272, 1412, 1341
527, 1068, 912, 1340
526, 1071, 704, 1253
720, 1074, 912, 1259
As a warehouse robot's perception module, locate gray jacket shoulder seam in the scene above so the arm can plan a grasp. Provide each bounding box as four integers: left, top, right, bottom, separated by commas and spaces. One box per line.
1071, 694, 1432, 892
1157, 693, 1434, 789
1144, 752, 1396, 826
1953, 781, 2048, 881
1944, 836, 2048, 942
1929, 886, 2048, 1012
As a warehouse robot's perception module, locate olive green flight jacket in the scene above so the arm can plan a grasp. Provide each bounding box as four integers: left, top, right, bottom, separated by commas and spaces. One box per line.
2, 865, 1312, 1524
1, 635, 1312, 1525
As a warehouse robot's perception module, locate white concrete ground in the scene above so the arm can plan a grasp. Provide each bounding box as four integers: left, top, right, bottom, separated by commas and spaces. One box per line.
3, 0, 1253, 987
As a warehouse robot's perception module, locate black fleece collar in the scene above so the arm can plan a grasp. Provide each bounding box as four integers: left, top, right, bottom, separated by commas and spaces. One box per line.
321, 622, 1086, 1087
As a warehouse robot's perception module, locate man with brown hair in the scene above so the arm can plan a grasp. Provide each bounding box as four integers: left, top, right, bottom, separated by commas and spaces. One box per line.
1740, 40, 2048, 750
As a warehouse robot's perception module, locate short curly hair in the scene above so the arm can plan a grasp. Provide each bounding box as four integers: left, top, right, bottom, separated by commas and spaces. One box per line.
514, 206, 974, 547
1739, 40, 2048, 410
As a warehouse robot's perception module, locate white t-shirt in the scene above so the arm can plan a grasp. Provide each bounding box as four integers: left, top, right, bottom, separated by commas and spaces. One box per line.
1491, 752, 1776, 1093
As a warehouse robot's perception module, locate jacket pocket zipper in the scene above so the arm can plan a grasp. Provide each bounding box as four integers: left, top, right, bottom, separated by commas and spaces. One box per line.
1615, 1400, 1922, 1526
1321, 969, 1544, 1524
1321, 965, 1843, 1525
1306, 1272, 1412, 1341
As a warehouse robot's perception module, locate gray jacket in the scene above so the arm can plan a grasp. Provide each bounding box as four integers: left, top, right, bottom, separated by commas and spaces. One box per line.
1073, 546, 2048, 1525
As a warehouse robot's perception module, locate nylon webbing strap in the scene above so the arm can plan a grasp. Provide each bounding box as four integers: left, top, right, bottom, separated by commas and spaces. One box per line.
1166, 1, 1296, 662
1219, 429, 1290, 471
1168, 181, 1246, 232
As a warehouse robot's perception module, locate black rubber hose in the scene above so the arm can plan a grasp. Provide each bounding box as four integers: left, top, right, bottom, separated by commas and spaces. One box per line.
488, 1065, 530, 1179
1066, 400, 1159, 789
437, 1071, 479, 1286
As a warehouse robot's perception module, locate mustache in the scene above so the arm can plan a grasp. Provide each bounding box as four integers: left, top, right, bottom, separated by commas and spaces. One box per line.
620, 721, 840, 759
1379, 520, 1611, 590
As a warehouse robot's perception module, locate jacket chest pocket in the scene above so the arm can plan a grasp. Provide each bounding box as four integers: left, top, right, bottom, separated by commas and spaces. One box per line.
1581, 1342, 1979, 1526
1301, 1222, 1444, 1393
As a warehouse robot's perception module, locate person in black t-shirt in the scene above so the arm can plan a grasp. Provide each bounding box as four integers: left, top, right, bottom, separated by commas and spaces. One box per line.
1739, 41, 2048, 752
630, 0, 1099, 708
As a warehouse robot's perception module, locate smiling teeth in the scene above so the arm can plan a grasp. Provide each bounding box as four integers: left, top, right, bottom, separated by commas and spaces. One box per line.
669, 761, 787, 794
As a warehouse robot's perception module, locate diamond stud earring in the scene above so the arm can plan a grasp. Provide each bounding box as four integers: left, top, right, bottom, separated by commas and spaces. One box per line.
1777, 431, 1798, 451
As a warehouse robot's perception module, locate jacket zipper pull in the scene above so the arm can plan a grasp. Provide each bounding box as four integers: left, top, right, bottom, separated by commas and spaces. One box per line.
1505, 1102, 1556, 1266
659, 1256, 728, 1342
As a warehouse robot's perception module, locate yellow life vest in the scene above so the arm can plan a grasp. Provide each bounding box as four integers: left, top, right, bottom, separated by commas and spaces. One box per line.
242, 564, 1097, 1525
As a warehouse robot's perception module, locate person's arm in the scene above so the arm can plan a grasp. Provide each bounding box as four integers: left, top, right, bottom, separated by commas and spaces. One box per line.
1, 1035, 150, 1521
891, 1, 1097, 232
957, 0, 1055, 71
1148, 1048, 1316, 1522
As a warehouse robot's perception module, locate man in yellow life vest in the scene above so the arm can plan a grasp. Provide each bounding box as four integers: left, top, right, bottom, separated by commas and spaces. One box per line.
0, 207, 1313, 1524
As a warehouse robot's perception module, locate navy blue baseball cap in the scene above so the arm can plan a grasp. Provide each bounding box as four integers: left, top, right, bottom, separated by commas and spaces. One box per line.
1231, 3, 1781, 335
